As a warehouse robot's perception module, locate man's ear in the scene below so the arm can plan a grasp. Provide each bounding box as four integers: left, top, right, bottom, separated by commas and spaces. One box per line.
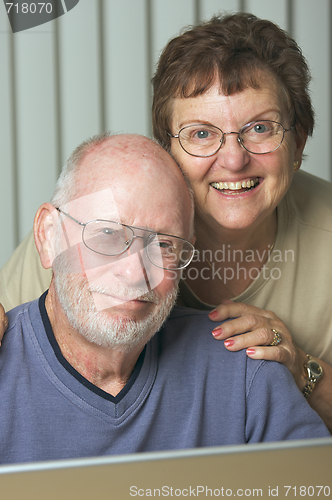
33, 203, 59, 269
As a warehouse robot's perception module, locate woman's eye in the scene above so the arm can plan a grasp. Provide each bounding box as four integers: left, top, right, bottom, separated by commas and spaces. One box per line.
195, 130, 210, 139
254, 124, 267, 133
251, 122, 271, 134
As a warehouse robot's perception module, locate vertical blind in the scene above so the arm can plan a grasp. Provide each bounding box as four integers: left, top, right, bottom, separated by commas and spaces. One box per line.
0, 0, 331, 268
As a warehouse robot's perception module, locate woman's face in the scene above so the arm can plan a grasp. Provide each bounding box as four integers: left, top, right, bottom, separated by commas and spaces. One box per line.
170, 74, 306, 233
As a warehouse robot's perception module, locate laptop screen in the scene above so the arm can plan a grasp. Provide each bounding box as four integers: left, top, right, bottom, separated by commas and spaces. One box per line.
0, 437, 331, 499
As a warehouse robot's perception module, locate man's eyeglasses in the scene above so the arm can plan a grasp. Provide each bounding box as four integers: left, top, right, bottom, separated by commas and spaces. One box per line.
56, 208, 195, 271
168, 120, 294, 157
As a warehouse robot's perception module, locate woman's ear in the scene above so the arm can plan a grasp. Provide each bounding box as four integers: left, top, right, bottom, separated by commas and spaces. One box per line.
294, 131, 307, 168
33, 203, 59, 269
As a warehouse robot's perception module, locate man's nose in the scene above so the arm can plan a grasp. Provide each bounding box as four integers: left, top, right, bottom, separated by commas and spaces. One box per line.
112, 249, 150, 287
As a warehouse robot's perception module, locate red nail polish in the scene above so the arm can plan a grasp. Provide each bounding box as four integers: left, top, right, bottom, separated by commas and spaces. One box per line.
246, 349, 256, 356
224, 339, 234, 348
212, 327, 222, 337
209, 309, 218, 319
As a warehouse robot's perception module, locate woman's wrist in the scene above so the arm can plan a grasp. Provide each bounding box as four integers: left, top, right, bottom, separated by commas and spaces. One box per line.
293, 348, 311, 391
302, 355, 324, 399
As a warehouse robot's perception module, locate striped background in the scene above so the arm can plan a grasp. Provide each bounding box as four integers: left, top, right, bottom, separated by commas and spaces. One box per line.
0, 0, 331, 268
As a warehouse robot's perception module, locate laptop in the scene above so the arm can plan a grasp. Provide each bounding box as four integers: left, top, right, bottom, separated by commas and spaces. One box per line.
0, 437, 331, 499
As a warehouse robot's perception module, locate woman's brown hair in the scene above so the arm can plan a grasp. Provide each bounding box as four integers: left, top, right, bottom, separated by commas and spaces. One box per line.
152, 13, 314, 149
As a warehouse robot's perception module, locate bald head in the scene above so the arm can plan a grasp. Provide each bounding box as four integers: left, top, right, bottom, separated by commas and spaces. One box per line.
51, 133, 194, 240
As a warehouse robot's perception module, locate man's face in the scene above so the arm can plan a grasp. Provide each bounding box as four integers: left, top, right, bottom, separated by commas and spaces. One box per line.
50, 180, 189, 351
53, 252, 178, 352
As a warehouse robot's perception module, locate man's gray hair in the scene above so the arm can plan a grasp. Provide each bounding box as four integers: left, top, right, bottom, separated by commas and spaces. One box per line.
51, 132, 195, 240
51, 131, 112, 208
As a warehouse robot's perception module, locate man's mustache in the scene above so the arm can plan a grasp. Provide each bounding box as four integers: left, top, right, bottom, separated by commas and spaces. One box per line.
88, 284, 160, 305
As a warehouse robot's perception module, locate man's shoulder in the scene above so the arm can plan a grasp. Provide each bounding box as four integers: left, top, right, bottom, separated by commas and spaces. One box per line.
6, 301, 31, 326
159, 306, 249, 365
157, 308, 293, 399
0, 300, 42, 377
164, 306, 213, 335
159, 306, 220, 345
244, 357, 293, 394
5, 298, 41, 338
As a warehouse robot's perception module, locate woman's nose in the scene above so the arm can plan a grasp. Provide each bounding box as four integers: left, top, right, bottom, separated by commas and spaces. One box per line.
215, 132, 250, 171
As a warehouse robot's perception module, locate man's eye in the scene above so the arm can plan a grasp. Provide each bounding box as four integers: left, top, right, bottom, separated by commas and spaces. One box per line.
149, 239, 174, 253
155, 241, 172, 250
158, 241, 173, 249
101, 228, 116, 235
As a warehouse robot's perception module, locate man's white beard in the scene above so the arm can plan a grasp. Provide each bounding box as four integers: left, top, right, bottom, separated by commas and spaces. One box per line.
53, 253, 178, 352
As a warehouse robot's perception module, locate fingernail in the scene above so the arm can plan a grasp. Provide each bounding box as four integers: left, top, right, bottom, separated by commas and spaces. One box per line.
209, 309, 218, 319
212, 327, 222, 337
246, 349, 255, 356
224, 339, 234, 348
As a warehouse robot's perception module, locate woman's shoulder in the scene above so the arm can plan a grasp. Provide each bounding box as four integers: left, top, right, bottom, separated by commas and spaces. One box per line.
286, 170, 332, 230
291, 169, 332, 192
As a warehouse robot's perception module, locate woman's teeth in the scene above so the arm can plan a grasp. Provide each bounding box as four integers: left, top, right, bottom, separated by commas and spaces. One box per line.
211, 178, 259, 191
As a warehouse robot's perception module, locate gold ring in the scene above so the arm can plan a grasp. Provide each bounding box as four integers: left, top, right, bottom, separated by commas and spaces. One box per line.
270, 329, 282, 346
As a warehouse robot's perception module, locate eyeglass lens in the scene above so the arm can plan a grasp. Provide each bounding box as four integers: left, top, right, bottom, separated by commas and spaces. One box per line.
82, 220, 193, 270
178, 121, 286, 156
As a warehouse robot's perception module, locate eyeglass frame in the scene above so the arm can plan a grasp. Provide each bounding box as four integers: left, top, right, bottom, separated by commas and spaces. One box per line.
55, 207, 195, 271
168, 120, 294, 157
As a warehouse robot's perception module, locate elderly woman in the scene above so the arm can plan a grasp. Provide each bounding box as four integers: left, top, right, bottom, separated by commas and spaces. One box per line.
0, 13, 331, 430
152, 13, 332, 430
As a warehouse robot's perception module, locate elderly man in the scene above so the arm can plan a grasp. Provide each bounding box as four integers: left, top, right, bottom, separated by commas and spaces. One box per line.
0, 133, 329, 464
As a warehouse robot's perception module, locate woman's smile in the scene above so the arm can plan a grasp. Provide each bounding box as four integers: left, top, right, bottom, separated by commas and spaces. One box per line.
210, 177, 260, 194
170, 75, 304, 233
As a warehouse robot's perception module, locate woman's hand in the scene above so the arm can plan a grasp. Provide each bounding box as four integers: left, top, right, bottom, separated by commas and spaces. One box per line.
0, 303, 8, 345
209, 300, 308, 391
209, 300, 332, 432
